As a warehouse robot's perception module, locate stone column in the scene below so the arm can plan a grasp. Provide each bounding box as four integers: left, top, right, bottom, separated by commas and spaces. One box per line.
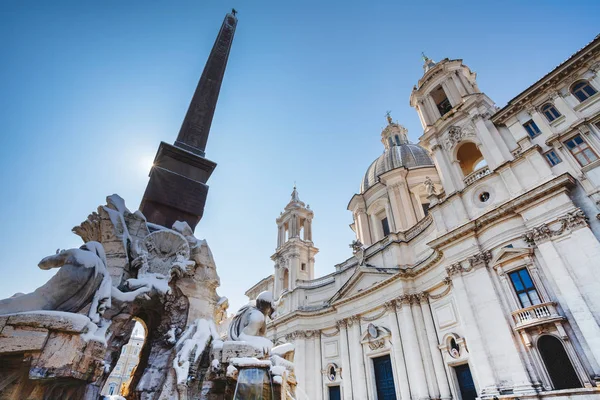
534, 234, 600, 366
412, 295, 440, 399
473, 115, 503, 169
313, 330, 324, 400
397, 295, 429, 400
337, 320, 353, 400
355, 208, 372, 246
293, 331, 307, 391
431, 144, 458, 195
447, 264, 499, 396
426, 95, 441, 121
397, 183, 418, 227
348, 316, 369, 400
419, 293, 452, 400
385, 301, 411, 400
387, 184, 406, 231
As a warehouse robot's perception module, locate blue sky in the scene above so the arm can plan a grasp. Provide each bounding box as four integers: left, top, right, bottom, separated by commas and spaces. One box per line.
1, 1, 599, 313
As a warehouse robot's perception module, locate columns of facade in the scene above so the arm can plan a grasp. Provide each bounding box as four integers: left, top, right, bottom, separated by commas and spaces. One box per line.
419, 294, 452, 400
431, 144, 459, 195
355, 208, 372, 246
348, 316, 369, 400
337, 320, 353, 400
452, 72, 468, 97
293, 331, 307, 392
441, 80, 460, 107
447, 265, 499, 396
473, 115, 503, 169
416, 102, 429, 128
385, 301, 411, 400
385, 201, 397, 232
426, 95, 441, 121
534, 236, 600, 367
397, 295, 430, 400
313, 330, 324, 400
397, 183, 418, 227
412, 295, 440, 399
387, 184, 407, 231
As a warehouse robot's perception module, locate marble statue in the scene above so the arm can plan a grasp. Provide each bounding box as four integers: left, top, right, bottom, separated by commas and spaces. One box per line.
424, 175, 437, 196
228, 291, 275, 353
0, 241, 112, 324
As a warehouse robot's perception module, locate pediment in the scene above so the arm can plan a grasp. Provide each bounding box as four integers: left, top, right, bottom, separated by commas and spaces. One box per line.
330, 267, 396, 304
490, 247, 533, 268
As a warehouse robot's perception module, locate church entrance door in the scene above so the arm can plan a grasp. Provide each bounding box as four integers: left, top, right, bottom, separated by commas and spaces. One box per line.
373, 355, 397, 400
454, 364, 477, 400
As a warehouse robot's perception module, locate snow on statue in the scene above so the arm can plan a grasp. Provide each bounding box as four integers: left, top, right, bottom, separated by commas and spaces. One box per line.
0, 241, 112, 324
228, 291, 275, 354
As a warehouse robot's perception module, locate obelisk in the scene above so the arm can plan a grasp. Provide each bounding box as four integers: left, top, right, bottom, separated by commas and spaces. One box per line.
140, 10, 237, 231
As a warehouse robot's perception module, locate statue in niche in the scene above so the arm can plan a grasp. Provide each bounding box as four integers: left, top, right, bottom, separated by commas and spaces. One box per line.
228, 291, 275, 353
0, 241, 112, 324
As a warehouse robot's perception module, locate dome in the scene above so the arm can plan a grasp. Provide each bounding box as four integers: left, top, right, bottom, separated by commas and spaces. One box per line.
360, 117, 435, 193
360, 144, 434, 193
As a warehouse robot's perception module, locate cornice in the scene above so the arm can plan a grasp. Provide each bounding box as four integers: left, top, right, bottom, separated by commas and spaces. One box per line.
427, 173, 575, 249
492, 37, 600, 124
523, 208, 589, 246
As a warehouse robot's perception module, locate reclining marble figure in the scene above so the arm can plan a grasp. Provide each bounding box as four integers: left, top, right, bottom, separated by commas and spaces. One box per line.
0, 241, 112, 324
228, 291, 275, 353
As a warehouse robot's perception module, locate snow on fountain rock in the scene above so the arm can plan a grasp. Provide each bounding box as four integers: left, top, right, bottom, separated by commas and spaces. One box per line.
80, 318, 112, 345
226, 364, 238, 379
173, 318, 220, 384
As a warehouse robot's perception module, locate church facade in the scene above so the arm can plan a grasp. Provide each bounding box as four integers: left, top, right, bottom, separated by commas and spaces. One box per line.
246, 35, 600, 400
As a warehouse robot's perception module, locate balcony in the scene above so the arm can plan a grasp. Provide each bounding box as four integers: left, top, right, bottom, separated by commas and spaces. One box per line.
511, 302, 564, 330
463, 166, 491, 186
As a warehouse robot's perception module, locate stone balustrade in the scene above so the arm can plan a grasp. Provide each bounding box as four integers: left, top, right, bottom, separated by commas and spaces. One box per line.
511, 302, 563, 330
463, 166, 491, 186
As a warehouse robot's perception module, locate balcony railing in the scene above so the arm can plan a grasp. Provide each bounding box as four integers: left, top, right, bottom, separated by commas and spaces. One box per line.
463, 166, 491, 186
511, 302, 563, 330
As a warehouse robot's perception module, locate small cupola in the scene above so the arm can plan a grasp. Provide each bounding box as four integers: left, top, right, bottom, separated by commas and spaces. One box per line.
382, 112, 410, 149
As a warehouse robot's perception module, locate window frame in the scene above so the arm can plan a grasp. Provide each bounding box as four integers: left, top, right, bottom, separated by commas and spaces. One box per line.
544, 150, 562, 167
570, 80, 598, 103
508, 267, 542, 308
381, 217, 390, 236
523, 120, 541, 138
564, 134, 599, 167
541, 103, 561, 122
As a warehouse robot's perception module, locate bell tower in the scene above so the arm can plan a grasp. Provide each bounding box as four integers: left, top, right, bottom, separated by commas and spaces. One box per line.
410, 54, 513, 196
272, 186, 318, 298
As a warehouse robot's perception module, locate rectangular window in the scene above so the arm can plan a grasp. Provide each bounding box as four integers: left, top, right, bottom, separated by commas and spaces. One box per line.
523, 120, 541, 138
564, 134, 598, 166
381, 217, 390, 236
301, 263, 306, 271
509, 268, 541, 308
544, 150, 562, 166
422, 203, 430, 217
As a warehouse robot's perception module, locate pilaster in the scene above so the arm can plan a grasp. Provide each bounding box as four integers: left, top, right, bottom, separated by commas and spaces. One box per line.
385, 301, 411, 400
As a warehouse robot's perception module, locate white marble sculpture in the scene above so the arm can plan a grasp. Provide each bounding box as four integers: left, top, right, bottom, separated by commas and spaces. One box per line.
228, 291, 275, 353
0, 242, 112, 324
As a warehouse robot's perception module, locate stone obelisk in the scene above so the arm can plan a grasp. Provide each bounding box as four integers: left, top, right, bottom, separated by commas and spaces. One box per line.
140, 10, 237, 231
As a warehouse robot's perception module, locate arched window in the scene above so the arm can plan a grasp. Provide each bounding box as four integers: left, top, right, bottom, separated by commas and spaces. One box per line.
570, 80, 597, 102
537, 335, 581, 390
456, 142, 487, 176
541, 103, 561, 122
